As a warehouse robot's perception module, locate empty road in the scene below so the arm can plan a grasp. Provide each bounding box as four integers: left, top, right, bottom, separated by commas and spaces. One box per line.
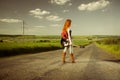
0, 44, 120, 80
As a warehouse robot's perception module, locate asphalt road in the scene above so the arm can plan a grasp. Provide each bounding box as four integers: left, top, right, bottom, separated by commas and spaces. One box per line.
0, 44, 120, 80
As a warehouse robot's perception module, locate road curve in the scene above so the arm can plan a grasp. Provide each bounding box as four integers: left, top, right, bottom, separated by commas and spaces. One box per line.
0, 44, 120, 80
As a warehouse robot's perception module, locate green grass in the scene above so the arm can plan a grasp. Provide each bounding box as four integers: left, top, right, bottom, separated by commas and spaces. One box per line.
73, 39, 92, 46
96, 38, 120, 58
97, 43, 120, 58
0, 35, 92, 57
0, 40, 62, 57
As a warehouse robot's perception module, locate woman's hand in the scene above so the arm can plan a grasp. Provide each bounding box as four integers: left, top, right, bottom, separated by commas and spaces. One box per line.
69, 41, 72, 45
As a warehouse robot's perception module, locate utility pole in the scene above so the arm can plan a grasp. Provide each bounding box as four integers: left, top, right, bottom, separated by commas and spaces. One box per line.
22, 20, 25, 35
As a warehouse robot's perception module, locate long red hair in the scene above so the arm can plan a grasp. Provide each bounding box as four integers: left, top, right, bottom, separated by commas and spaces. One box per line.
62, 19, 71, 32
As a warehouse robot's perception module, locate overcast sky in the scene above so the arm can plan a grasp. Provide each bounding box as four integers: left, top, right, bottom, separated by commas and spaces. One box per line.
0, 0, 120, 35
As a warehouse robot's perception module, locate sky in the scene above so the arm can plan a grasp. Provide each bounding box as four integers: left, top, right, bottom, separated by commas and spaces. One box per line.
0, 0, 120, 35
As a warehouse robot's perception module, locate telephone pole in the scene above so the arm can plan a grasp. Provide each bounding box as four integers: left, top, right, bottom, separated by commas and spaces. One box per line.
22, 20, 25, 35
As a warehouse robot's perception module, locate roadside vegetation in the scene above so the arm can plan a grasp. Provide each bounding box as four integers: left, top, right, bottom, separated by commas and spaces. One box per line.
96, 36, 120, 58
0, 35, 92, 57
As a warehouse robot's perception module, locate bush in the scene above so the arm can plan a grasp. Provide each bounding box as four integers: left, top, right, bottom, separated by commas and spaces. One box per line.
0, 40, 3, 43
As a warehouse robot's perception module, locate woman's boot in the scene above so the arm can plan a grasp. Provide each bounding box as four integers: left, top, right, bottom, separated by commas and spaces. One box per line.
70, 53, 75, 63
62, 52, 66, 63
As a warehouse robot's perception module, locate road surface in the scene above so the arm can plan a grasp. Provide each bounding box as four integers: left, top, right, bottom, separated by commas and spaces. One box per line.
0, 44, 120, 80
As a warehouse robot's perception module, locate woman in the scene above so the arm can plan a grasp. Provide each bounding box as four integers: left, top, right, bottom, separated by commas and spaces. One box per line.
61, 19, 75, 63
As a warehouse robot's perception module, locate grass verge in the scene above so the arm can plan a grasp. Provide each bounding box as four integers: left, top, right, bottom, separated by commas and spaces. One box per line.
0, 40, 62, 57
96, 42, 120, 58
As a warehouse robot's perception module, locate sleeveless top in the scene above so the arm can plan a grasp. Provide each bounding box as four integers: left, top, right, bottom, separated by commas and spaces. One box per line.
61, 28, 72, 47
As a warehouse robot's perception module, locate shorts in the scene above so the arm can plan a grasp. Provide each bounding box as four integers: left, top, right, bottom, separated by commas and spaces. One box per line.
63, 45, 73, 54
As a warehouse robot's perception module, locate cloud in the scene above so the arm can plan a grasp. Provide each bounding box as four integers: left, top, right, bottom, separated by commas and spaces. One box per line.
50, 0, 71, 5
29, 8, 63, 22
50, 24, 61, 27
68, 3, 72, 6
78, 0, 110, 11
63, 10, 69, 13
29, 8, 50, 19
34, 26, 45, 28
46, 15, 63, 21
0, 19, 22, 23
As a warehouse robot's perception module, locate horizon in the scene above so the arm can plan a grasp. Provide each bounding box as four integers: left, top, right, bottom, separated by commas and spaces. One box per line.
0, 33, 120, 37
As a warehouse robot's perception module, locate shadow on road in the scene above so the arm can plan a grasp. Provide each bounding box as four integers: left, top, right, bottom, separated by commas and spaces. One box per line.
103, 59, 120, 63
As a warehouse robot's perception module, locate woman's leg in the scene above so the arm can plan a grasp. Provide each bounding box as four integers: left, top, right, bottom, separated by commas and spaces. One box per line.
62, 47, 67, 63
69, 45, 75, 63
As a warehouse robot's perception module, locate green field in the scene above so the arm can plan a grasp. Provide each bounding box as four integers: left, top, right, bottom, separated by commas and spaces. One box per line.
1, 35, 120, 58
0, 35, 92, 57
96, 37, 120, 58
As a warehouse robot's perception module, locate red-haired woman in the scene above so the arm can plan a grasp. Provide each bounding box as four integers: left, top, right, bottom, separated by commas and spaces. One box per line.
61, 19, 75, 63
